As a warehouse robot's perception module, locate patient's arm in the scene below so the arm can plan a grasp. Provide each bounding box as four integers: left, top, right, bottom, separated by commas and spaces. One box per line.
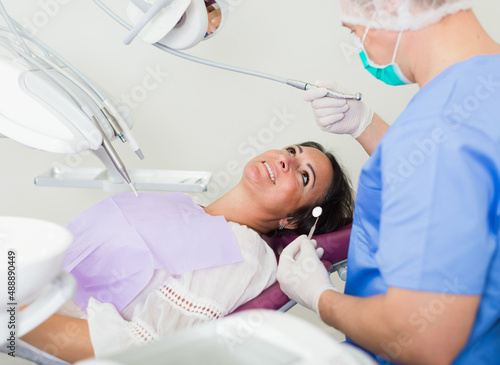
21, 314, 94, 363
355, 113, 389, 155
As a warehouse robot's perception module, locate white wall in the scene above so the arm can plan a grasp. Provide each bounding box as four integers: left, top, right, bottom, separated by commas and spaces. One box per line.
0, 0, 498, 223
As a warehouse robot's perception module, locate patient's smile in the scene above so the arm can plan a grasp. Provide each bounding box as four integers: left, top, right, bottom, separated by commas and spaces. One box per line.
263, 162, 275, 184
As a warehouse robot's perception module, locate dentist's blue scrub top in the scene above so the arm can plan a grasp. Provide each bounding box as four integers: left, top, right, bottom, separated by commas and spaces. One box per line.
345, 55, 500, 364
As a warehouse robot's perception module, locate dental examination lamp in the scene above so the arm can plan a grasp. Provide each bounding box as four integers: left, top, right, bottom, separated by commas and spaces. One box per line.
94, 0, 363, 101
0, 2, 211, 194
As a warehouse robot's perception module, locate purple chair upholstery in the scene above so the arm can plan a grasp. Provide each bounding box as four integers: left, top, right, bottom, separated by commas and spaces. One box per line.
232, 223, 352, 313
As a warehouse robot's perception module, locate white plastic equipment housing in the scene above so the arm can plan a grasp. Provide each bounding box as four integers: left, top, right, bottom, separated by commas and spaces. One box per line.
127, 0, 208, 50
0, 56, 102, 154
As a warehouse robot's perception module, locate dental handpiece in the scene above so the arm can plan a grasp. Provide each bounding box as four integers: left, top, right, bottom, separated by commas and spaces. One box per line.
103, 99, 144, 160
93, 0, 363, 104
91, 116, 138, 197
308, 206, 323, 239
101, 107, 126, 143
286, 79, 362, 101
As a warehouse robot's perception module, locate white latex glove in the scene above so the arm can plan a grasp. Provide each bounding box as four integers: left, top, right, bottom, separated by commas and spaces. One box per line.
277, 235, 339, 314
304, 80, 374, 138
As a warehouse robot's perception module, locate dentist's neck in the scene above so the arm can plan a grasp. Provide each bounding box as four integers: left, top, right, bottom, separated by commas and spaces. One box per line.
404, 10, 500, 87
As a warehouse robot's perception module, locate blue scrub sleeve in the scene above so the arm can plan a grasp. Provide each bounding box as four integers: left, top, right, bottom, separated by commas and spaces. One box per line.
376, 121, 497, 294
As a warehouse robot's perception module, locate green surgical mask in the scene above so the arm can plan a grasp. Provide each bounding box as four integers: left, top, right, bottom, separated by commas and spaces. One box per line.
356, 28, 412, 86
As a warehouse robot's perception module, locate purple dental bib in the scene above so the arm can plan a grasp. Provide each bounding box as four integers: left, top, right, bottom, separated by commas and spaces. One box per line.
63, 192, 243, 312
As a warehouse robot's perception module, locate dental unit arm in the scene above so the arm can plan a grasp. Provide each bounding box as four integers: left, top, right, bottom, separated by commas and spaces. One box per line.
0, 2, 212, 194
93, 0, 363, 101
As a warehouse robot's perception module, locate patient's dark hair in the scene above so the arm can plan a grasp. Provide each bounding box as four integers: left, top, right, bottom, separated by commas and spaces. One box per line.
268, 141, 355, 237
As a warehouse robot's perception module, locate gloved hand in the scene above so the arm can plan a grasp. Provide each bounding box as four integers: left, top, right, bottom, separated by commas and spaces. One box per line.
304, 80, 374, 138
277, 235, 339, 314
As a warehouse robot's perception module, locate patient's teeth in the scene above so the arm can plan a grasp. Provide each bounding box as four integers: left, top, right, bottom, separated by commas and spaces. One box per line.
263, 162, 275, 184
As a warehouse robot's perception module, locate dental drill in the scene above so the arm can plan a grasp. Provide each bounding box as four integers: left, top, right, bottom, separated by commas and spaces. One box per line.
286, 80, 362, 101
20, 48, 138, 196
91, 116, 138, 197
93, 0, 363, 102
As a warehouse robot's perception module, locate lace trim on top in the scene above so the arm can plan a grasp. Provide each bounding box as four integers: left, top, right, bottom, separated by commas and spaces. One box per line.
127, 318, 158, 343
156, 279, 224, 321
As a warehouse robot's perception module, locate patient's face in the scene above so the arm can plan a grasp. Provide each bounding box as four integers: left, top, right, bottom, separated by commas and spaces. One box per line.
243, 145, 334, 218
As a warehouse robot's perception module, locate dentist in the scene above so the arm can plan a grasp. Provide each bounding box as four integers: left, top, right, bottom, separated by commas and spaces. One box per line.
277, 1, 500, 364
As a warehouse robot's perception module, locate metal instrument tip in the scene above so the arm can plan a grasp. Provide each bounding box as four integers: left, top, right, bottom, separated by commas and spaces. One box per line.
129, 183, 138, 197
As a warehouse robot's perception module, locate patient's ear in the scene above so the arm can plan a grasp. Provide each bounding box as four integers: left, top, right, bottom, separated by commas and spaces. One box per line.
279, 217, 298, 230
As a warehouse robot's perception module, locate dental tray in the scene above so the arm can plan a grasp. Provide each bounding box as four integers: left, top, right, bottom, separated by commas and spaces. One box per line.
34, 166, 212, 193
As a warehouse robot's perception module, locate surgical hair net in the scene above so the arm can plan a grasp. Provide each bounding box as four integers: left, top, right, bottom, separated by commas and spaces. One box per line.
339, 0, 473, 31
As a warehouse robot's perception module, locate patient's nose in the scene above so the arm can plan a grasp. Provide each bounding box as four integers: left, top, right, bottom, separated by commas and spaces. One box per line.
278, 154, 295, 172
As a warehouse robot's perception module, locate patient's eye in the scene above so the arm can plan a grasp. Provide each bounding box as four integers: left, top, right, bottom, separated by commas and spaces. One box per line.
285, 146, 308, 186
301, 171, 309, 186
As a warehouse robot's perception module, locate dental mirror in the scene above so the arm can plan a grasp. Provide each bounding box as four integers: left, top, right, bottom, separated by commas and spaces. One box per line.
308, 206, 323, 239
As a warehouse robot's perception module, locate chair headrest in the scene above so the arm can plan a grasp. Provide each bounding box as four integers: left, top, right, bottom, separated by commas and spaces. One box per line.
264, 223, 352, 265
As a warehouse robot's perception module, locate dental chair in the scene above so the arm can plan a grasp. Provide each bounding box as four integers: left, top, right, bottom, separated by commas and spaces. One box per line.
0, 224, 352, 365
73, 225, 355, 365
233, 223, 351, 314
89, 225, 356, 365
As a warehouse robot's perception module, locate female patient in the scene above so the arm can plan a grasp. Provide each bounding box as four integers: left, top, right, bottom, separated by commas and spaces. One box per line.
22, 142, 354, 363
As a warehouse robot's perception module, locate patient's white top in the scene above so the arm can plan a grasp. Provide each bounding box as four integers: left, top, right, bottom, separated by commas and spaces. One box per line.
60, 222, 277, 357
